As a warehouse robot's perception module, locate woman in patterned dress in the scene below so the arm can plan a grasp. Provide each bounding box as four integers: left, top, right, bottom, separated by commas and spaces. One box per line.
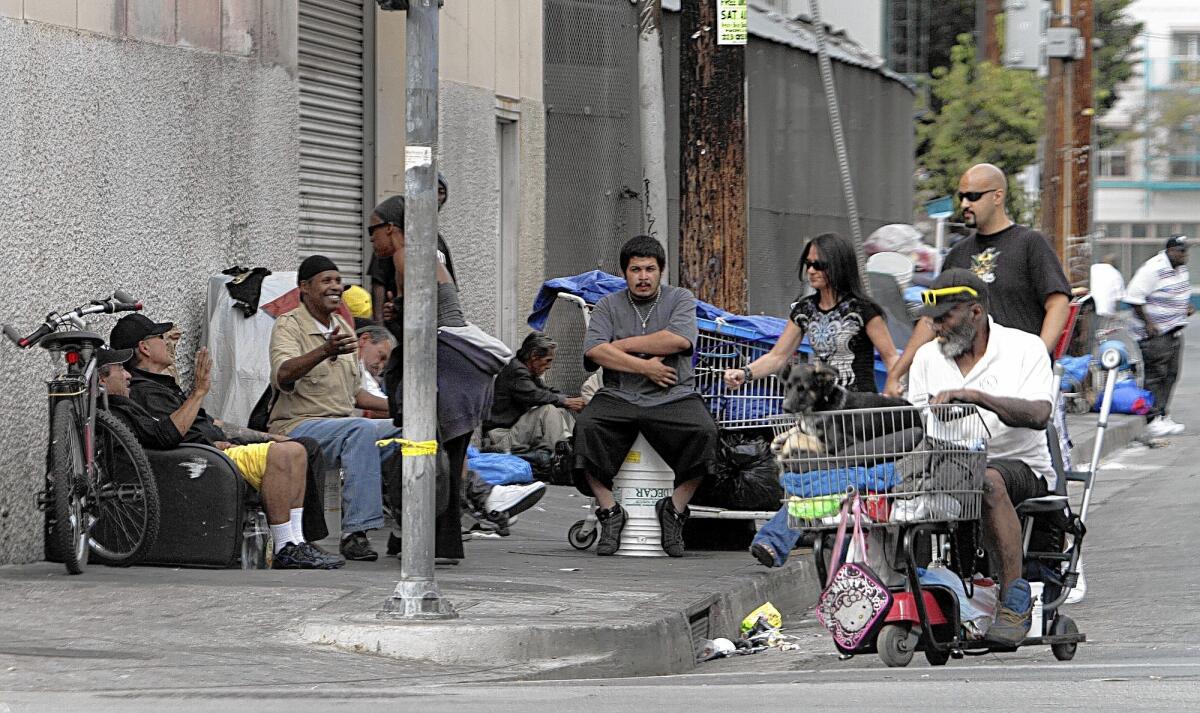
724, 233, 901, 568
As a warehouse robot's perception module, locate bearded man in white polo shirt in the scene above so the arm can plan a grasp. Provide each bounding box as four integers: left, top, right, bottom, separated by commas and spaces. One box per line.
907, 269, 1057, 647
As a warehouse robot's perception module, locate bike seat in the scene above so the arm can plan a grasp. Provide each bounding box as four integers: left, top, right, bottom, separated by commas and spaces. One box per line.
1015, 495, 1070, 516
39, 331, 106, 352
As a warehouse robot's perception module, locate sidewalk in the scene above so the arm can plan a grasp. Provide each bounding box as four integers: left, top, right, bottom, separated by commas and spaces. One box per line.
0, 411, 1142, 693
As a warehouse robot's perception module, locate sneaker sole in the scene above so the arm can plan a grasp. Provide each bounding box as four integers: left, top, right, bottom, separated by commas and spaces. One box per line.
492, 484, 547, 518
341, 551, 379, 562
749, 543, 776, 567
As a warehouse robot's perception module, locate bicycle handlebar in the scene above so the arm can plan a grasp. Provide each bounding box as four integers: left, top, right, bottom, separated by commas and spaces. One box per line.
3, 291, 143, 349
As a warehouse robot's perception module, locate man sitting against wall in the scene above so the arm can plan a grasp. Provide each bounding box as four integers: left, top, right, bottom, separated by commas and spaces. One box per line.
104, 320, 342, 570
267, 255, 403, 563
484, 331, 584, 456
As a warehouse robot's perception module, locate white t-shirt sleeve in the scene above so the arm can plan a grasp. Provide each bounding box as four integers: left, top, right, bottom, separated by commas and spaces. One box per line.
907, 347, 931, 408
1123, 260, 1157, 305
1017, 339, 1056, 404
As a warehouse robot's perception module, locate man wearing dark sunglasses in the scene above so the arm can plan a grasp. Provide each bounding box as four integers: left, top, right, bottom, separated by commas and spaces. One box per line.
885, 163, 1071, 398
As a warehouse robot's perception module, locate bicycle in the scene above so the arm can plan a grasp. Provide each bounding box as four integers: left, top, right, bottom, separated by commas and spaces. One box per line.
4, 292, 161, 574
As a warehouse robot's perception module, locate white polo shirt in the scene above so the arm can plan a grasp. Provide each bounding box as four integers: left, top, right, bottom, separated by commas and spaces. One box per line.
908, 318, 1057, 490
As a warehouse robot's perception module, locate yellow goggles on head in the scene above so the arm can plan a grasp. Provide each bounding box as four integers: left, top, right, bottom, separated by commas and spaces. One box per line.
921, 286, 979, 306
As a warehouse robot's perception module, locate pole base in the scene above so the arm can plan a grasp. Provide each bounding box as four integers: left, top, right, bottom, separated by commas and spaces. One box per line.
379, 578, 458, 620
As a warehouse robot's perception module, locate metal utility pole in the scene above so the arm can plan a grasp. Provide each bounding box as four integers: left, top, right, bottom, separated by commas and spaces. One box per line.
680, 0, 747, 313
637, 0, 671, 266
381, 0, 454, 620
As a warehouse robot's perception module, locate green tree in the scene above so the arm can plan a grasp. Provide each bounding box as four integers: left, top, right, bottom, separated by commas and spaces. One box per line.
1095, 0, 1144, 118
916, 34, 1045, 222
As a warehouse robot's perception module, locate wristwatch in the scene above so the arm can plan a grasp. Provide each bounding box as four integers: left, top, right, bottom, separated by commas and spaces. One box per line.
741, 366, 753, 381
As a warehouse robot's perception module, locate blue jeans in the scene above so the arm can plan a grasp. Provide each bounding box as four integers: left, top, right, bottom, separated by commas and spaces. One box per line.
289, 417, 401, 533
752, 505, 801, 567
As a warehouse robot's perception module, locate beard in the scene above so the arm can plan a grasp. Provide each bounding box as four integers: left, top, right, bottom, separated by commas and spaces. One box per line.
939, 317, 977, 358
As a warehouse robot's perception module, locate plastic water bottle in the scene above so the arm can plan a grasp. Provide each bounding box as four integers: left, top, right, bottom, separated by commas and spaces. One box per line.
1029, 582, 1044, 637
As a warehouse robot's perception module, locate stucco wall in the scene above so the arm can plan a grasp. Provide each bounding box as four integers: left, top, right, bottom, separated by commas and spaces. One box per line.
0, 19, 299, 563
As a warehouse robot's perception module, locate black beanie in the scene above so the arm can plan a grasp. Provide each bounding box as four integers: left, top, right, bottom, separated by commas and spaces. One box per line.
297, 255, 339, 284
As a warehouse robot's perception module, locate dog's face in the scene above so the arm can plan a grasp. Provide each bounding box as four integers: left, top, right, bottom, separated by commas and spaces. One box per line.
780, 362, 841, 414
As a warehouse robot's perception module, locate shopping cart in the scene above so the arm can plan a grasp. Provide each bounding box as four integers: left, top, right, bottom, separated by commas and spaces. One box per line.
693, 318, 795, 430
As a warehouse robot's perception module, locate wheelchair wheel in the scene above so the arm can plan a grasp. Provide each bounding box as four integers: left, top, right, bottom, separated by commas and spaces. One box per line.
1051, 614, 1079, 661
89, 410, 161, 566
568, 520, 596, 550
877, 624, 915, 668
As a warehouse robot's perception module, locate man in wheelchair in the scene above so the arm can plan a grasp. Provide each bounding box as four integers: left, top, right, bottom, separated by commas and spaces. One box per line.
906, 269, 1057, 646
101, 322, 343, 570
572, 235, 718, 557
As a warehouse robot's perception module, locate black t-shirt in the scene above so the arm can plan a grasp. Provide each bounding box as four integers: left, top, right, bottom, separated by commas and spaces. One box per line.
127, 368, 225, 445
790, 294, 882, 392
943, 224, 1071, 337
106, 395, 184, 451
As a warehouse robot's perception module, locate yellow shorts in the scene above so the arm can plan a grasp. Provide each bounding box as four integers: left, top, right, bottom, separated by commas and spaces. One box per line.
224, 442, 272, 490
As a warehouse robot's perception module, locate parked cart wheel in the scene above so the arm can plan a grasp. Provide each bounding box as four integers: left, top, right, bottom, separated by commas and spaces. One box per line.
877, 624, 915, 668
923, 647, 950, 666
1051, 614, 1079, 661
568, 520, 596, 550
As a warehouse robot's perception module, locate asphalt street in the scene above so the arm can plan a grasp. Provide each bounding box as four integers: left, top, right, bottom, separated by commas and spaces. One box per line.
2, 326, 1198, 711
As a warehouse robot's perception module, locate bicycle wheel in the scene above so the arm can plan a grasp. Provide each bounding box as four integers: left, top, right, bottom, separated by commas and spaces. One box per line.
89, 409, 160, 566
48, 400, 89, 574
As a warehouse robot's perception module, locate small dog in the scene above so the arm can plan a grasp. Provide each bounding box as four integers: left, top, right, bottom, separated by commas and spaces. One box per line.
778, 363, 917, 453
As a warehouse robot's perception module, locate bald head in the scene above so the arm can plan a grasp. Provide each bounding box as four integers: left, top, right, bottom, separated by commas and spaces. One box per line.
962, 163, 1007, 190
957, 163, 1012, 233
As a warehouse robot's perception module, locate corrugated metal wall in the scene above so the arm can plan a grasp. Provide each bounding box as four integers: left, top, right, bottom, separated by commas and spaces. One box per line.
545, 7, 914, 319
298, 0, 373, 284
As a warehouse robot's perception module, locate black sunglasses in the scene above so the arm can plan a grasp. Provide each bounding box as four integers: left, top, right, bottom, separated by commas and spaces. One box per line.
957, 189, 998, 203
803, 259, 829, 272
367, 222, 392, 235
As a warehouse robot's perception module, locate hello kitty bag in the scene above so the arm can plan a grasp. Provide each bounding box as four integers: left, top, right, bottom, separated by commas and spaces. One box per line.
816, 494, 894, 654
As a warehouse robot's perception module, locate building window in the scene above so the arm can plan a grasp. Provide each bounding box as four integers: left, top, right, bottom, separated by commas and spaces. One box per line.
1097, 149, 1128, 177
1168, 128, 1200, 178
1171, 31, 1200, 83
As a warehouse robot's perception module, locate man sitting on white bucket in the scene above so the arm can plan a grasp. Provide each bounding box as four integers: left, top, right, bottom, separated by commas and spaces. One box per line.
572, 235, 719, 557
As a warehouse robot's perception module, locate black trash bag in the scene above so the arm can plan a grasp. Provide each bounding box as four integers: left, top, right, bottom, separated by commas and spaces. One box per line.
693, 431, 783, 512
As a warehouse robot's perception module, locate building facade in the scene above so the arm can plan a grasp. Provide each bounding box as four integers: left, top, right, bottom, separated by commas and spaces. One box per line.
0, 1, 543, 564
1094, 0, 1200, 287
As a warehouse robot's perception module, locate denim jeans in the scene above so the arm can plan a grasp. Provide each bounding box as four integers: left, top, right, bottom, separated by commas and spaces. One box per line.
289, 417, 401, 533
752, 505, 801, 567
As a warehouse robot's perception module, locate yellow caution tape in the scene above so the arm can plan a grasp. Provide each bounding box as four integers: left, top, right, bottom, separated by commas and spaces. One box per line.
376, 438, 439, 456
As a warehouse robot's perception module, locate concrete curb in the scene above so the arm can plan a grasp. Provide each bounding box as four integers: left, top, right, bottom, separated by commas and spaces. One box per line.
300, 557, 820, 680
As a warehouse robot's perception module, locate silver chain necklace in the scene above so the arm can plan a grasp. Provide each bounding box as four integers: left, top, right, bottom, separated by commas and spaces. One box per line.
627, 287, 662, 333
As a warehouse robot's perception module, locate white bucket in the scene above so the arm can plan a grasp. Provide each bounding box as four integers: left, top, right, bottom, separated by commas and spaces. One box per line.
613, 434, 674, 557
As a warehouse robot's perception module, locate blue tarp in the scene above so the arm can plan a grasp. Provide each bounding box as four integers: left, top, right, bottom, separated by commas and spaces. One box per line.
528, 271, 888, 391
466, 446, 534, 486
781, 462, 900, 498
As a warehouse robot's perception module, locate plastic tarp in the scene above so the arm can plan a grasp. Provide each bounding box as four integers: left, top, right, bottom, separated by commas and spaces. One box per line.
466, 446, 534, 485
202, 272, 299, 426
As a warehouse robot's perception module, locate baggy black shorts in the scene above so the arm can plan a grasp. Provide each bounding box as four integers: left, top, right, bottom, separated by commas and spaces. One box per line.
572, 391, 718, 496
988, 458, 1048, 505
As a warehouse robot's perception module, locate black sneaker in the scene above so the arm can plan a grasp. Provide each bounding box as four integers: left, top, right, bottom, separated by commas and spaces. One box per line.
386, 532, 402, 556
272, 542, 327, 569
656, 497, 689, 557
595, 504, 626, 556
749, 542, 777, 568
339, 531, 378, 562
298, 542, 345, 569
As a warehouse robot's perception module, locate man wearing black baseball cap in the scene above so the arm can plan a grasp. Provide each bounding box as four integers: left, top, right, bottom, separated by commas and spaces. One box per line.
1125, 234, 1192, 438
109, 314, 343, 569
907, 268, 1057, 646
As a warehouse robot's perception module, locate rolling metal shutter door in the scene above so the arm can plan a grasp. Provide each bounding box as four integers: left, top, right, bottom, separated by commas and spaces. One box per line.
299, 0, 369, 284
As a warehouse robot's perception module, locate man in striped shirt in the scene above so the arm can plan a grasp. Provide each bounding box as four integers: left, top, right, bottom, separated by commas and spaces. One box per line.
1125, 235, 1193, 438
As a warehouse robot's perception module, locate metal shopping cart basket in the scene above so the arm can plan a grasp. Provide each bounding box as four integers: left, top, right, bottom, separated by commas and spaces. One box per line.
769, 404, 989, 530
693, 317, 797, 430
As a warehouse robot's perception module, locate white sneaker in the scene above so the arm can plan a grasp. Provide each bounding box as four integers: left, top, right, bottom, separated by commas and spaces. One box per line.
1145, 417, 1175, 439
1161, 416, 1186, 435
1065, 560, 1087, 604
485, 481, 547, 518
